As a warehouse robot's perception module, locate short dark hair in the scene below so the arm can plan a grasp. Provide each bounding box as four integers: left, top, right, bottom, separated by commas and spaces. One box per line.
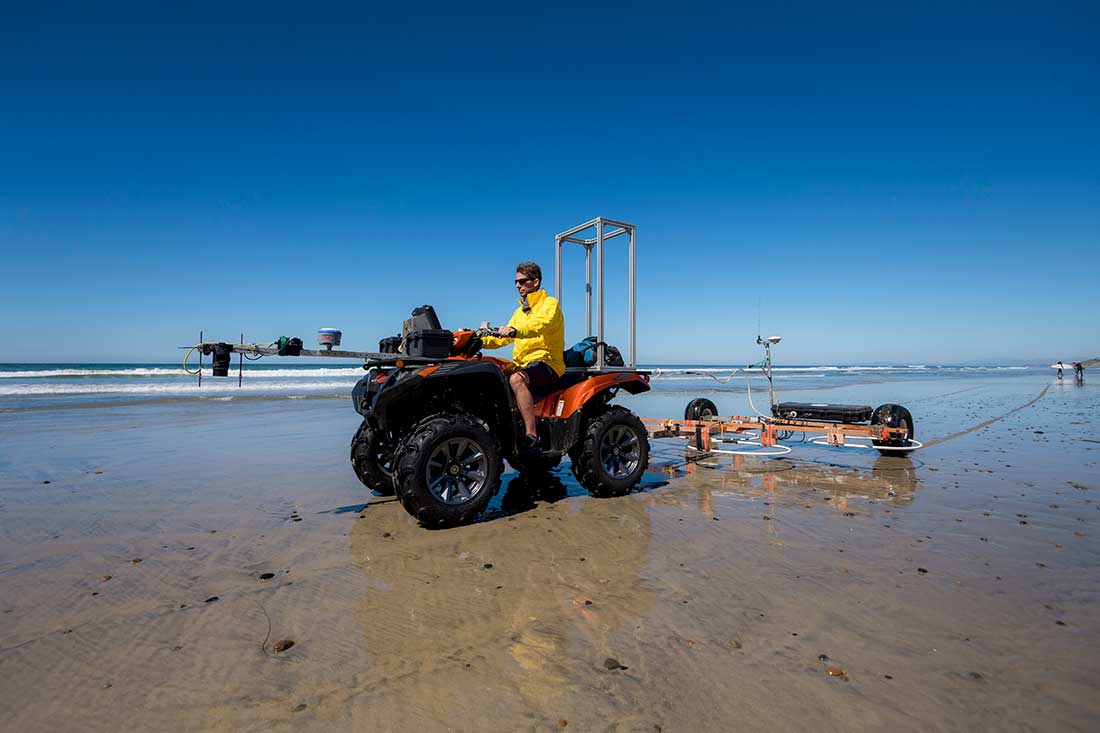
516, 261, 541, 282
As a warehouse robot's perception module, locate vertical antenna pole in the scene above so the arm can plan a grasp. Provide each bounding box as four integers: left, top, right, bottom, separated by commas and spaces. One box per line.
596, 218, 605, 370
238, 333, 244, 388
198, 330, 203, 388
628, 224, 636, 369
585, 244, 592, 336
555, 235, 562, 302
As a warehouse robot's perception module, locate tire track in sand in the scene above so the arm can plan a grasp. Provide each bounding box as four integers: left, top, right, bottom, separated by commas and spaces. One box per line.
923, 385, 1049, 448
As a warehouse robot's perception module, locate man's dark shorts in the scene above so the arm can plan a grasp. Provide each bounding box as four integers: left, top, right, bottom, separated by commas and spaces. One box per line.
519, 361, 559, 401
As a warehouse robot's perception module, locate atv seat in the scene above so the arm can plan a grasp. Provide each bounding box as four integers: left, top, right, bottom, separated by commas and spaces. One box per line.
529, 368, 587, 403
556, 369, 591, 391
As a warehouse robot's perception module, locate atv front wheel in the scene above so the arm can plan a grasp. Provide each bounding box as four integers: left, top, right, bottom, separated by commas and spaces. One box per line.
393, 414, 503, 527
571, 406, 650, 498
350, 421, 395, 495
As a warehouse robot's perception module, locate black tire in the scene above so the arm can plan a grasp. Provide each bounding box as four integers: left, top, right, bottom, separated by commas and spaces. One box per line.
570, 406, 650, 498
508, 453, 563, 474
350, 421, 396, 495
685, 397, 719, 421
393, 413, 503, 527
871, 404, 915, 456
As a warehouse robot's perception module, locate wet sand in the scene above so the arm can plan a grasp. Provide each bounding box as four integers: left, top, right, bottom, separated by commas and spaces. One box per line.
1, 375, 1098, 731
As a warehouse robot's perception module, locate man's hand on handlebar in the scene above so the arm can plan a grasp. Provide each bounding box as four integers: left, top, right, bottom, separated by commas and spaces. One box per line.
474, 325, 515, 338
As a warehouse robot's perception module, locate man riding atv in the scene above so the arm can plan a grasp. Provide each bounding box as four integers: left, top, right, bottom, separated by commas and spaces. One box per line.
478, 261, 564, 453
346, 218, 652, 527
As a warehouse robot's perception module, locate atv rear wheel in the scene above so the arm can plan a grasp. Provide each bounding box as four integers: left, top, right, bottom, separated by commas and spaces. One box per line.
393, 414, 503, 527
350, 421, 395, 495
685, 398, 719, 420
508, 453, 563, 474
570, 406, 650, 498
871, 404, 915, 456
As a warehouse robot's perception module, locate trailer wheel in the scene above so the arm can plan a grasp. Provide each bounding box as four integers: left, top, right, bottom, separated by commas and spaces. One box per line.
570, 406, 650, 497
350, 421, 396, 495
393, 413, 503, 527
871, 404, 915, 455
685, 398, 719, 421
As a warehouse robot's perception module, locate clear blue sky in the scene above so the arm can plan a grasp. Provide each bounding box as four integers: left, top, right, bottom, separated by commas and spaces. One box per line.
1, 1, 1097, 364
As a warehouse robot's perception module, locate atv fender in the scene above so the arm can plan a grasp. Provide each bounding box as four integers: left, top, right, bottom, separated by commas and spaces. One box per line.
537, 372, 650, 420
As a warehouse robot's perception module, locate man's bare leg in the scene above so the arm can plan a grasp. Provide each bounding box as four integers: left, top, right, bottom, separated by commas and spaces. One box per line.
509, 371, 537, 439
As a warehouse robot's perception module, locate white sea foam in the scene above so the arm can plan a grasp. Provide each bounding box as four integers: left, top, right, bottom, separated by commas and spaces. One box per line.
0, 380, 355, 396
0, 367, 365, 379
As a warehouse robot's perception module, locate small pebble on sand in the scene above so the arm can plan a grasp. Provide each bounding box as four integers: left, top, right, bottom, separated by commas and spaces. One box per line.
603, 657, 623, 670
818, 654, 829, 661
917, 567, 928, 574
293, 703, 308, 712
101, 575, 111, 582
131, 558, 142, 564
205, 596, 219, 603
826, 666, 846, 677
273, 639, 295, 653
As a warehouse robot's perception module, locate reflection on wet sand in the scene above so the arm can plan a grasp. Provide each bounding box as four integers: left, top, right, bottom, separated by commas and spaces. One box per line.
349, 471, 655, 728
648, 440, 921, 517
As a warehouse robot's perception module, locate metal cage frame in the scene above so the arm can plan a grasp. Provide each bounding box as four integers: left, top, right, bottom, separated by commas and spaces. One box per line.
555, 217, 637, 372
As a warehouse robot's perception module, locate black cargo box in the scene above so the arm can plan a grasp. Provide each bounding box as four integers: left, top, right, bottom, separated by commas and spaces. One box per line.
379, 336, 402, 354
403, 305, 443, 337
405, 329, 453, 359
772, 402, 873, 423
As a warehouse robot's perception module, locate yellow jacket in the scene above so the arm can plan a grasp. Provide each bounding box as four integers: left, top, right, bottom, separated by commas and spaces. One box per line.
481, 289, 565, 376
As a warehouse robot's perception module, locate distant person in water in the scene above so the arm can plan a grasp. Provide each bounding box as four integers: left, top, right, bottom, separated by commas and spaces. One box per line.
1056, 361, 1064, 380
1074, 362, 1084, 383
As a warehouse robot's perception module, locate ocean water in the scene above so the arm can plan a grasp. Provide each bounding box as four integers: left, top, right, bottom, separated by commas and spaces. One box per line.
0, 361, 1045, 411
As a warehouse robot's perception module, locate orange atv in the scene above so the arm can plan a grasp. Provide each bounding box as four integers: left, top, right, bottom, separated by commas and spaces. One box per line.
350, 318, 652, 527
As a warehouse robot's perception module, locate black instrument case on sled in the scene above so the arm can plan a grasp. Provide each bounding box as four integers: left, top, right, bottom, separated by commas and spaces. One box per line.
772, 402, 873, 423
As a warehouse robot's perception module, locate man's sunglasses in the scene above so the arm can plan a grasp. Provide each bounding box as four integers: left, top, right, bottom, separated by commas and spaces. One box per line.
514, 277, 535, 285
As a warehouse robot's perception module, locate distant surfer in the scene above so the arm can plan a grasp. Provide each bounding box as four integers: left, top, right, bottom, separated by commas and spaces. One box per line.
1074, 362, 1084, 384
1056, 361, 1064, 380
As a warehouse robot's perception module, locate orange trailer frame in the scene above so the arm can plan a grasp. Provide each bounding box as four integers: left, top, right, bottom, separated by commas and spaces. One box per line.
642, 415, 913, 453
